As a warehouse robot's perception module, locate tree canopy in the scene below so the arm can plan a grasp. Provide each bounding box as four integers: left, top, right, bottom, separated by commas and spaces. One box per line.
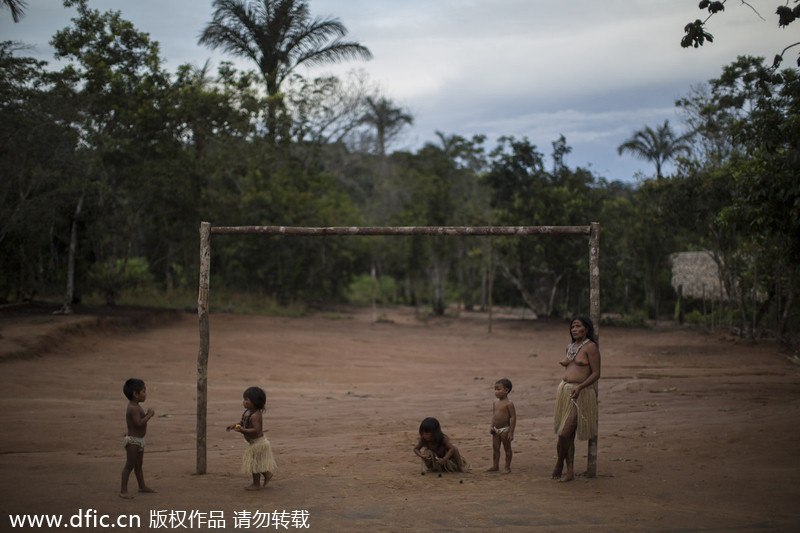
1, 2, 798, 344
199, 0, 372, 141
617, 120, 692, 179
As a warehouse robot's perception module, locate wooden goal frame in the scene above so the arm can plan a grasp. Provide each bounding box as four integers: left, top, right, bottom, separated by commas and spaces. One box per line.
196, 222, 600, 475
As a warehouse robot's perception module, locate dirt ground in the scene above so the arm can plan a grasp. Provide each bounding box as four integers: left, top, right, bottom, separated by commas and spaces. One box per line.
1, 304, 799, 532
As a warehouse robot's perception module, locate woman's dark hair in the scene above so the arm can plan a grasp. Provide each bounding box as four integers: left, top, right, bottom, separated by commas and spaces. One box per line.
123, 378, 145, 400
243, 386, 267, 411
418, 417, 445, 443
569, 316, 598, 345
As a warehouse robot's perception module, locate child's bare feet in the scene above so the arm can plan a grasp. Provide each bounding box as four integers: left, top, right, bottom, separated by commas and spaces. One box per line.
551, 467, 563, 480
559, 472, 574, 482
118, 492, 134, 499
262, 472, 273, 486
138, 486, 157, 493
486, 466, 499, 472
502, 468, 511, 474
245, 484, 262, 491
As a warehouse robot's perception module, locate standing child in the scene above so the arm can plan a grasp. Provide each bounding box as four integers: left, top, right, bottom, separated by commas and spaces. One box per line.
413, 417, 471, 473
120, 378, 156, 499
227, 386, 277, 490
487, 378, 516, 473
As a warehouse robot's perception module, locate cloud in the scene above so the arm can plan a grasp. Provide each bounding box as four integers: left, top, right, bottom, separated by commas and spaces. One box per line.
1, 0, 792, 181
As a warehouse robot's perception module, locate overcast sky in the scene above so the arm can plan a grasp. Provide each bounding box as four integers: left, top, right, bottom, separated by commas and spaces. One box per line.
1, 1, 792, 182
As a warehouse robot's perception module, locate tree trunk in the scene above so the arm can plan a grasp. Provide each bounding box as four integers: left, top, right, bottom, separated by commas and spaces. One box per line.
499, 262, 538, 314
644, 282, 658, 320
778, 268, 795, 335
547, 273, 564, 317
165, 245, 174, 297
480, 265, 487, 311
58, 192, 84, 315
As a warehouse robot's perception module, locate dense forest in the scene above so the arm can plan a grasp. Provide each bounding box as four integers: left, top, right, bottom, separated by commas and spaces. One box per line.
2, 0, 798, 343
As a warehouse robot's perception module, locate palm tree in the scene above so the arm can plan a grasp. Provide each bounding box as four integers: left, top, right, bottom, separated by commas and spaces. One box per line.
360, 96, 413, 156
1, 0, 27, 22
199, 0, 372, 140
617, 120, 692, 178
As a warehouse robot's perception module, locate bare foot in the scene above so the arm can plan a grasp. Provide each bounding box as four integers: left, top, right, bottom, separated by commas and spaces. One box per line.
486, 466, 499, 472
551, 468, 563, 480
138, 486, 157, 493
118, 492, 134, 499
502, 468, 511, 475
559, 473, 574, 483
262, 472, 273, 486
245, 484, 261, 491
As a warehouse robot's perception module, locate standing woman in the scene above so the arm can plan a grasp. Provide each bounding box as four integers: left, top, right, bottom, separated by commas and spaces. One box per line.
552, 316, 601, 482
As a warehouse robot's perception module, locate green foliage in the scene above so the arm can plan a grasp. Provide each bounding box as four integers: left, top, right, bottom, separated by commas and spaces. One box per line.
681, 19, 714, 49
198, 0, 372, 142
3, 5, 799, 344
684, 309, 706, 325
600, 311, 650, 329
671, 55, 800, 336
0, 41, 82, 300
208, 290, 307, 317
88, 257, 153, 306
682, 1, 800, 67
1, 0, 27, 22
82, 286, 306, 317
483, 136, 602, 317
345, 274, 398, 305
617, 120, 691, 179
360, 96, 413, 155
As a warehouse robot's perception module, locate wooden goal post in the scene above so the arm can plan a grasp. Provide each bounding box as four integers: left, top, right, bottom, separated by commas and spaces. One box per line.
197, 222, 600, 475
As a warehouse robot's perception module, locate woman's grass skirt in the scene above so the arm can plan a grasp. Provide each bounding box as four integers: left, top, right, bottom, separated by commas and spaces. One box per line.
554, 381, 598, 441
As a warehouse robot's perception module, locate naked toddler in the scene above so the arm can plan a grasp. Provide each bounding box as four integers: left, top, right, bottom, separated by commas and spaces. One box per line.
119, 378, 156, 498
487, 378, 516, 473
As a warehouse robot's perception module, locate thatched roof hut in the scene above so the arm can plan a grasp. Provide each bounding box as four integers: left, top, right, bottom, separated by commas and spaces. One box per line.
669, 250, 728, 301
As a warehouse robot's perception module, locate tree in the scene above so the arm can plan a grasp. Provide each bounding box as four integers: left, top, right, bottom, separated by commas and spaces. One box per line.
51, 1, 178, 306
198, 0, 372, 142
681, 0, 800, 67
285, 71, 374, 147
617, 120, 691, 179
672, 56, 800, 336
428, 133, 489, 311
360, 95, 413, 156
0, 42, 80, 302
595, 181, 640, 314
1, 0, 27, 22
483, 136, 600, 317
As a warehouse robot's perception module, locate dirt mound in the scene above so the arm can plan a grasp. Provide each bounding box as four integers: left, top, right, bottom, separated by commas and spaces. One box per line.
0, 303, 184, 361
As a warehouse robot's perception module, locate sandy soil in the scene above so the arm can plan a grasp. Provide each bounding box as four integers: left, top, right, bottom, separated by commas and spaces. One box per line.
1, 304, 799, 532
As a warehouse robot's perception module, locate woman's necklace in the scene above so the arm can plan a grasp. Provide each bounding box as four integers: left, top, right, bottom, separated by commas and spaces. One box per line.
566, 338, 589, 361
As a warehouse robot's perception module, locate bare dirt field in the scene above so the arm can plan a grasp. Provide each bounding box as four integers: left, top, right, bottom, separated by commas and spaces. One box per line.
1, 304, 799, 532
